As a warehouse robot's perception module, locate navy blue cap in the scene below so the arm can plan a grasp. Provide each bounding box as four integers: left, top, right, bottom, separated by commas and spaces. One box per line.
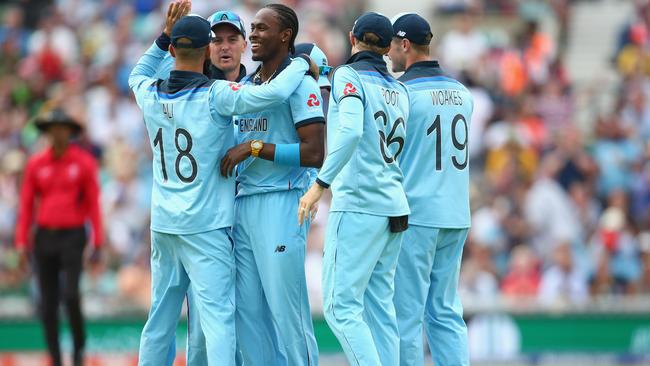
171, 15, 212, 49
352, 12, 393, 48
392, 13, 433, 45
208, 10, 246, 38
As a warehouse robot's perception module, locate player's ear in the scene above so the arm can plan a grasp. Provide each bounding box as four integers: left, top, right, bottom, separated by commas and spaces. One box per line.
348, 31, 355, 47
402, 38, 410, 53
280, 28, 292, 45
204, 46, 210, 59
169, 45, 177, 58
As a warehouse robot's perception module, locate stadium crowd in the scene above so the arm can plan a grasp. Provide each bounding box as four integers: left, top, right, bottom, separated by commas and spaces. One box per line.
0, 0, 649, 315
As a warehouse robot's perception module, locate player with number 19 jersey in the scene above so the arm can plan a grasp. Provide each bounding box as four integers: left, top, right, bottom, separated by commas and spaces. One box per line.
392, 31, 473, 366
398, 62, 472, 228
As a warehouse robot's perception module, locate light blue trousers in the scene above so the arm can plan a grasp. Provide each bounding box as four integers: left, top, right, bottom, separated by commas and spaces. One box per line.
138, 228, 235, 366
233, 190, 318, 366
322, 211, 404, 366
393, 225, 469, 366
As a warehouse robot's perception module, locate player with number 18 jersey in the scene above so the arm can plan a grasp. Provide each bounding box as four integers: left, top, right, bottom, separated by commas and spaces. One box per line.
128, 13, 312, 366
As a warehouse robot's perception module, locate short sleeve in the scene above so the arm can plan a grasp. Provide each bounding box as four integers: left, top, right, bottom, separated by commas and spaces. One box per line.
288, 76, 325, 128
331, 66, 364, 105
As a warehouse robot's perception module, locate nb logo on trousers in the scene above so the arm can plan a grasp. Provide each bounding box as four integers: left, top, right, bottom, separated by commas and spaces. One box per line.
275, 245, 286, 253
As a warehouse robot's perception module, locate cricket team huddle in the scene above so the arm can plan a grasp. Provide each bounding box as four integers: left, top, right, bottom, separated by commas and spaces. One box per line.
129, 1, 472, 365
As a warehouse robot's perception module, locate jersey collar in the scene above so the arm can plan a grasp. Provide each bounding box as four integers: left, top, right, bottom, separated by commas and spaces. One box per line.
404, 60, 443, 74
165, 70, 210, 93
209, 64, 247, 82
251, 56, 292, 85
345, 51, 389, 75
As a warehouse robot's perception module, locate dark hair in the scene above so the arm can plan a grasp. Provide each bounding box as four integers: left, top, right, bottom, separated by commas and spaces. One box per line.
264, 3, 298, 54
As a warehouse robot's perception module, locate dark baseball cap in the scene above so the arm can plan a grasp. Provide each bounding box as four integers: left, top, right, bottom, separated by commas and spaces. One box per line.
352, 12, 393, 48
208, 10, 246, 38
392, 13, 433, 45
171, 15, 212, 49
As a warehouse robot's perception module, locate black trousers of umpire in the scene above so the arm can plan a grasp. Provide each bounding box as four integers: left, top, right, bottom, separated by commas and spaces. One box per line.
33, 226, 87, 366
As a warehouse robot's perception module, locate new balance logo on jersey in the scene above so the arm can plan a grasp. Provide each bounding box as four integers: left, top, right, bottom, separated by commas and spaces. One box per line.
307, 93, 320, 107
229, 82, 242, 91
275, 245, 286, 253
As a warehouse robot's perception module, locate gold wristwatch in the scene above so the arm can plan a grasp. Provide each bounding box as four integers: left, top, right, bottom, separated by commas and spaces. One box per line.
250, 140, 264, 157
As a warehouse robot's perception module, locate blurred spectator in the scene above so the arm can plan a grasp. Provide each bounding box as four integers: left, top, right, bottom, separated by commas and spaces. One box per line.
464, 71, 494, 160
459, 241, 500, 302
524, 154, 580, 261
438, 11, 488, 75
535, 79, 573, 134
101, 141, 150, 265
519, 20, 555, 86
589, 206, 643, 294
591, 116, 642, 197
501, 245, 540, 301
538, 243, 589, 307
0, 6, 29, 73
639, 232, 650, 293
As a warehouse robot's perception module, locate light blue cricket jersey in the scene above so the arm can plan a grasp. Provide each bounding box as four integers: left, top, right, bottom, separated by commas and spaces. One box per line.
128, 43, 310, 234
234, 56, 325, 197
398, 61, 473, 228
318, 51, 410, 217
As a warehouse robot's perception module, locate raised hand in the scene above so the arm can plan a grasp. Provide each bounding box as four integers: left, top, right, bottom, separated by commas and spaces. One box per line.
163, 0, 192, 37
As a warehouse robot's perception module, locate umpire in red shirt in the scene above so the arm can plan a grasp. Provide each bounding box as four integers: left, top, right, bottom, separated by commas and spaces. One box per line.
16, 107, 103, 366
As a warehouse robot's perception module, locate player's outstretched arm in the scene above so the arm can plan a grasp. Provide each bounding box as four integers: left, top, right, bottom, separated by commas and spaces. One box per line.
128, 0, 190, 100
211, 55, 318, 116
298, 68, 364, 225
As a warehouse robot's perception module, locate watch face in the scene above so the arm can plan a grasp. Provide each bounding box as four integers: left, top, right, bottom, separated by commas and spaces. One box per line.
252, 141, 262, 149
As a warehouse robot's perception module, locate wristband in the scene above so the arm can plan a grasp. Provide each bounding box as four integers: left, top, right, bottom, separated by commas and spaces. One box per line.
156, 32, 171, 51
274, 143, 301, 166
315, 178, 330, 189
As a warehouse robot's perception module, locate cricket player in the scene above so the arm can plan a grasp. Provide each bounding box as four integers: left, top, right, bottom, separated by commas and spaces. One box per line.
128, 2, 317, 364
218, 4, 325, 365
298, 12, 410, 366
178, 9, 250, 366
389, 13, 473, 366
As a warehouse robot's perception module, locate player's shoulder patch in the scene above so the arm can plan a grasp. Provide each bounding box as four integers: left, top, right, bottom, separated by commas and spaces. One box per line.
330, 65, 360, 95
306, 93, 321, 108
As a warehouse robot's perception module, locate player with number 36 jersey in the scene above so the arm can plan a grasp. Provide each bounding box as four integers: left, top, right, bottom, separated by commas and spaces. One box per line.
299, 12, 409, 366
390, 13, 473, 366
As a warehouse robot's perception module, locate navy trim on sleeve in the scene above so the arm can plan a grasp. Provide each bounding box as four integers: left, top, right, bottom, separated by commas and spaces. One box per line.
316, 178, 330, 189
295, 117, 326, 129
339, 94, 362, 103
